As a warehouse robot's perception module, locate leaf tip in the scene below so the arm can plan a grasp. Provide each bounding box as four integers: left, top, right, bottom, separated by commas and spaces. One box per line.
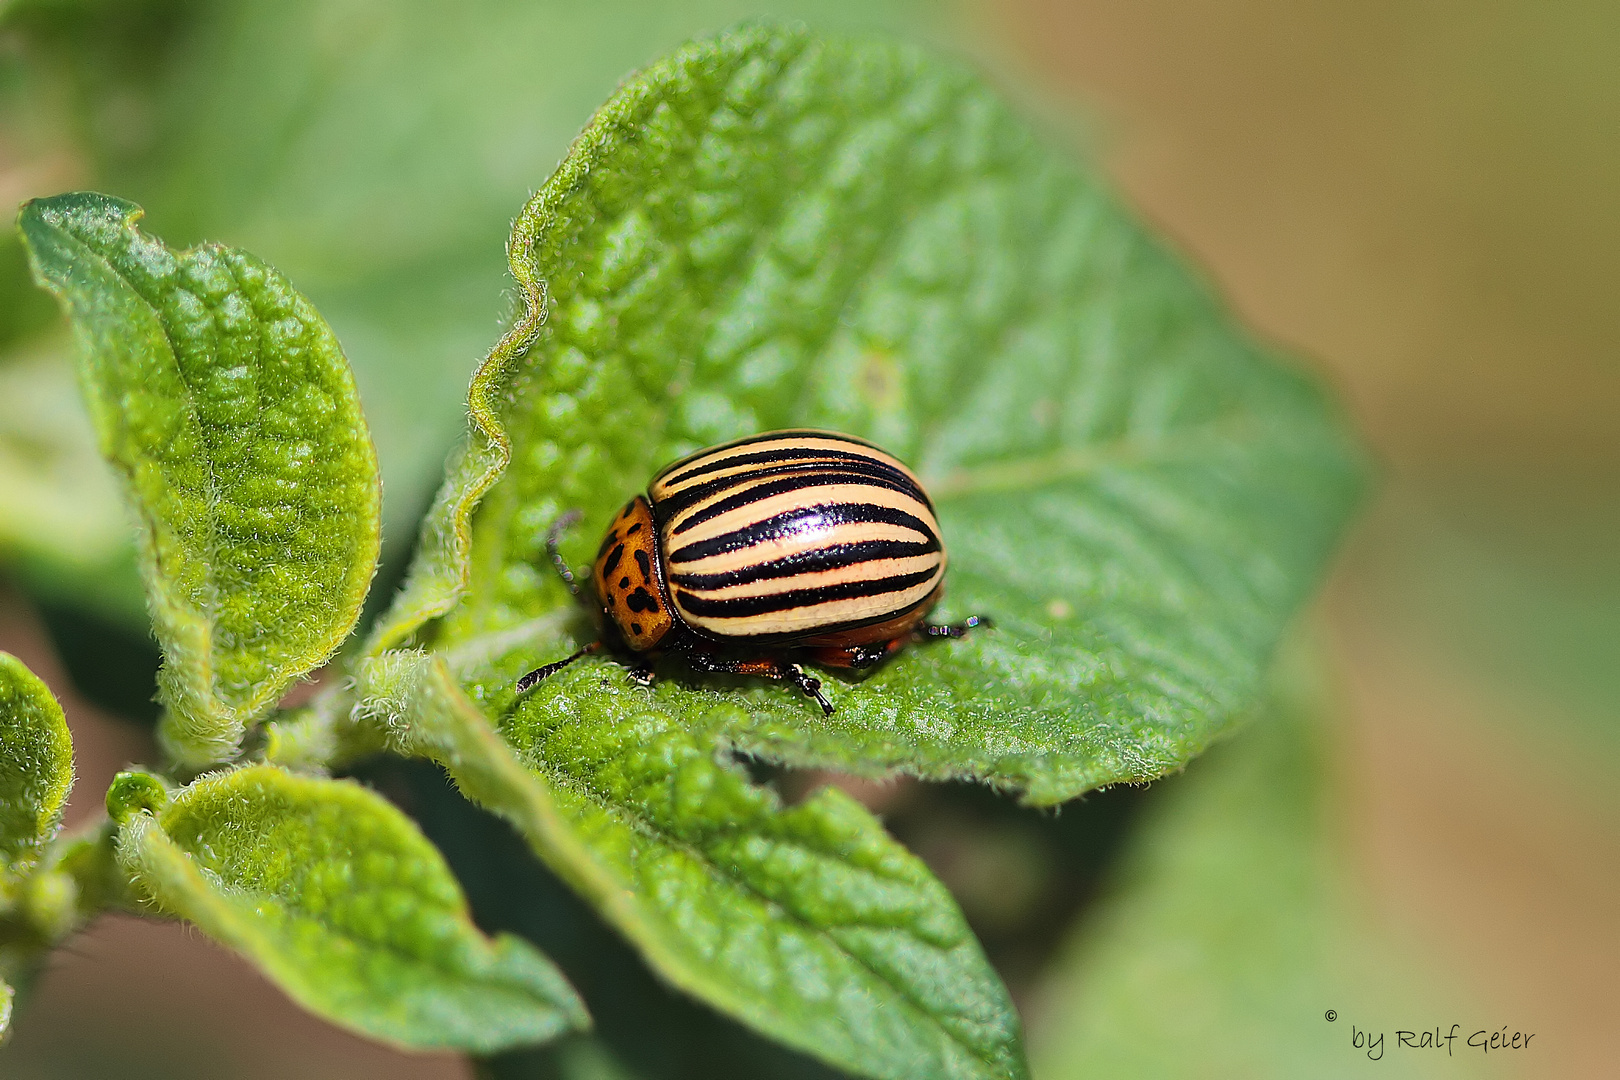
106, 769, 170, 825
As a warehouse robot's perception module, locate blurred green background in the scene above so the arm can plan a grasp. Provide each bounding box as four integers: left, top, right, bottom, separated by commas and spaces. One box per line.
1, 1, 1614, 1077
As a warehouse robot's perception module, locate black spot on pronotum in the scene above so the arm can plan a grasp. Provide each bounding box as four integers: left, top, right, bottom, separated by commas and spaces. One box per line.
626, 588, 660, 613
627, 522, 644, 535
619, 576, 631, 589
634, 549, 652, 579
632, 622, 644, 635
602, 544, 625, 575
621, 503, 635, 519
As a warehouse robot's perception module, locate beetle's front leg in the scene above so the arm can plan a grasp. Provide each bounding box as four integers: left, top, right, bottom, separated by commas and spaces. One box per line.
683, 651, 834, 715
516, 640, 603, 693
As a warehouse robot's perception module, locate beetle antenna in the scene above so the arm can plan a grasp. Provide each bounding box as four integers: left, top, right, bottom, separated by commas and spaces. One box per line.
547, 509, 585, 597
516, 640, 602, 693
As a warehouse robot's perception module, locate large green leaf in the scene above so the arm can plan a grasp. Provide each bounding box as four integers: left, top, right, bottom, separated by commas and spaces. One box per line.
18, 193, 382, 765
355, 650, 1026, 1080
0, 652, 73, 907
113, 763, 587, 1053
390, 24, 1366, 804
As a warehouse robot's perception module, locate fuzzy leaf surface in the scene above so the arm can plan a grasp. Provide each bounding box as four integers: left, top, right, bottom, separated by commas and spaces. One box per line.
410, 26, 1367, 805
18, 193, 381, 765
116, 764, 587, 1052
0, 652, 73, 905
356, 649, 1026, 1080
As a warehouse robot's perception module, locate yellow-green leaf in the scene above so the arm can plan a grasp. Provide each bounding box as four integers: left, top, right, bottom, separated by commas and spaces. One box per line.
17, 193, 382, 766
116, 764, 587, 1053
0, 651, 73, 907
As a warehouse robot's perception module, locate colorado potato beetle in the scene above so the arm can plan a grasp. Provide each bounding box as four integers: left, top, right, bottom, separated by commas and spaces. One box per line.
516, 429, 988, 713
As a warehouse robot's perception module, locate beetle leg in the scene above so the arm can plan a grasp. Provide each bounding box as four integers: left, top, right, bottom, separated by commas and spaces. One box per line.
625, 663, 658, 688
683, 652, 835, 715
918, 613, 993, 639
806, 641, 902, 670
516, 640, 602, 693
546, 509, 585, 598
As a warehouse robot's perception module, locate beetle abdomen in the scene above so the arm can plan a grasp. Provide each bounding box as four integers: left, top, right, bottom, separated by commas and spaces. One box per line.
648, 430, 946, 639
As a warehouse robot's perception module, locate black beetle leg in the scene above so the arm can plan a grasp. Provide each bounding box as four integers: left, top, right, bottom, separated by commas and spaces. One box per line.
682, 652, 834, 716
546, 509, 585, 597
918, 614, 993, 640
625, 663, 658, 688
785, 663, 833, 716
516, 640, 602, 693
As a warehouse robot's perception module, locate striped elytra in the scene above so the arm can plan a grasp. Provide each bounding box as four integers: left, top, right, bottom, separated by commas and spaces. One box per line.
646, 430, 946, 641
519, 429, 985, 715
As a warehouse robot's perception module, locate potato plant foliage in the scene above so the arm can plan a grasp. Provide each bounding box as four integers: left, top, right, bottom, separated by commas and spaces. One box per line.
0, 24, 1363, 1078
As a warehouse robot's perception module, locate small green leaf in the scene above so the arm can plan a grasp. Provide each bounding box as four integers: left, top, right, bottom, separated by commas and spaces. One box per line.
357, 650, 1027, 1080
17, 193, 382, 765
116, 763, 587, 1053
0, 651, 73, 906
399, 24, 1367, 805
105, 768, 170, 824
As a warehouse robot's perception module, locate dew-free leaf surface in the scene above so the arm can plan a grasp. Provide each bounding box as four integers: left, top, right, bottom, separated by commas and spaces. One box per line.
18, 193, 381, 765
356, 649, 1026, 1080
116, 764, 587, 1053
0, 652, 73, 905
396, 24, 1366, 804
1027, 654, 1498, 1080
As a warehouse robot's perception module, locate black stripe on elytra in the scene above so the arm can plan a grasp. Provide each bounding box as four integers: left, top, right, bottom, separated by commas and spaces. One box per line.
670, 470, 927, 535
655, 457, 922, 522
674, 566, 940, 618
656, 443, 896, 490
668, 538, 940, 591
666, 503, 937, 563
653, 430, 880, 483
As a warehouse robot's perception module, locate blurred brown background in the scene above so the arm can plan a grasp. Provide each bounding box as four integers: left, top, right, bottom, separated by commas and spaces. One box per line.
3, 1, 1616, 1077
988, 3, 1620, 1078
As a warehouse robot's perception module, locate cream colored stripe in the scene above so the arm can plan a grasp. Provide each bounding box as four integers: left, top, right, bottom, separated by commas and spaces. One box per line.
655, 454, 849, 500
674, 554, 943, 601
665, 519, 932, 575
679, 575, 942, 637
666, 480, 938, 541
651, 435, 920, 499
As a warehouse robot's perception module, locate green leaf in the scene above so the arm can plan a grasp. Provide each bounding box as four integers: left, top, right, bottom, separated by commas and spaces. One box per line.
0, 651, 73, 906
1027, 648, 1492, 1079
401, 23, 1366, 806
356, 650, 1027, 1080
17, 192, 382, 765
114, 763, 588, 1053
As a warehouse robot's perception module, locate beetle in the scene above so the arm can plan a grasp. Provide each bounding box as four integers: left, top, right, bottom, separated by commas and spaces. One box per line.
516, 428, 988, 713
